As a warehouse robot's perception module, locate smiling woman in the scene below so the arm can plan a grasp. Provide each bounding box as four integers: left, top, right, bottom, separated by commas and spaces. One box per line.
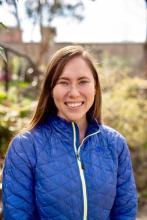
52, 56, 96, 141
2, 45, 138, 220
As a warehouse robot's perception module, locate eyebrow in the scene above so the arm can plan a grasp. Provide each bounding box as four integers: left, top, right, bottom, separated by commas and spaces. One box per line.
58, 76, 90, 80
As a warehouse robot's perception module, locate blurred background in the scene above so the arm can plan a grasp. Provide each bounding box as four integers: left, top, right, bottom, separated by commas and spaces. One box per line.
0, 0, 147, 219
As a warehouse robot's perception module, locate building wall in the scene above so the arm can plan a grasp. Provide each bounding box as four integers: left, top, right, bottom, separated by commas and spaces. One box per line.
1, 41, 146, 75
1, 26, 146, 74
0, 28, 22, 43
48, 42, 146, 75
1, 26, 146, 72
51, 42, 144, 64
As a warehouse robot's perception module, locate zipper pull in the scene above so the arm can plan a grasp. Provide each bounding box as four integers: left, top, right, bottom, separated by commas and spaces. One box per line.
81, 162, 85, 170
77, 153, 80, 160
77, 153, 85, 170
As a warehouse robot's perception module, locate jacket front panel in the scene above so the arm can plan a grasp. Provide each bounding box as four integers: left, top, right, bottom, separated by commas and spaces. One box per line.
34, 126, 84, 220
80, 135, 117, 219
2, 116, 138, 220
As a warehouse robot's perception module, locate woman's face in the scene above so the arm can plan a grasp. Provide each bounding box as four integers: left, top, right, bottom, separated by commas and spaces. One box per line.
52, 56, 96, 125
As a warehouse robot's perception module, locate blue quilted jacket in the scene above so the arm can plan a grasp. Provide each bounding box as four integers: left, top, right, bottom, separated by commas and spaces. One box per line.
2, 116, 138, 220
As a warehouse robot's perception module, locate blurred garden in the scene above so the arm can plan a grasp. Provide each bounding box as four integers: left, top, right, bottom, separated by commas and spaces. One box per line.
0, 0, 147, 219
0, 51, 147, 212
100, 55, 147, 210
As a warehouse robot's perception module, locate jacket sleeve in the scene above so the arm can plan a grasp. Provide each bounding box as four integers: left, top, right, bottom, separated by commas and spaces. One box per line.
2, 134, 40, 220
110, 137, 138, 220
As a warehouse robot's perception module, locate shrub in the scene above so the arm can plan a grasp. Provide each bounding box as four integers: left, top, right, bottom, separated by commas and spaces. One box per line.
99, 62, 147, 207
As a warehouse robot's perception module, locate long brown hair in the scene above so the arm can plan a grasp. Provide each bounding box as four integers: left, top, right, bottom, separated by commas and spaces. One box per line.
27, 45, 102, 130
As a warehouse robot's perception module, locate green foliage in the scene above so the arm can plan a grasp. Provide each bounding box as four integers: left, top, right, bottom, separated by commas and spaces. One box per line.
98, 57, 147, 206
0, 82, 37, 156
0, 47, 7, 63
102, 77, 147, 149
0, 22, 7, 29
0, 91, 7, 102
25, 0, 84, 24
0, 54, 146, 206
0, 21, 7, 62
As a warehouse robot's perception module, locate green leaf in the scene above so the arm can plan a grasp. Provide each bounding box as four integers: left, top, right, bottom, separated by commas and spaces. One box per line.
0, 47, 7, 62
0, 22, 7, 29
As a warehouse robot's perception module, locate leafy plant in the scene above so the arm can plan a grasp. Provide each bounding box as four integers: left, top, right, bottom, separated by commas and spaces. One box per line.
98, 57, 147, 207
0, 22, 7, 62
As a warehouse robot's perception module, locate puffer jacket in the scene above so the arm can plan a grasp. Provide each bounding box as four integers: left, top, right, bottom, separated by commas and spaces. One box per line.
2, 115, 138, 220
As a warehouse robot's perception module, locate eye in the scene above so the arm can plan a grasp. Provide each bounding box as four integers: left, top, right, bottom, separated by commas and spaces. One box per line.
79, 80, 89, 85
58, 81, 69, 86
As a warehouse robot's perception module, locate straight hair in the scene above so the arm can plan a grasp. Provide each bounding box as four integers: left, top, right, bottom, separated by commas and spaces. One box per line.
25, 45, 102, 130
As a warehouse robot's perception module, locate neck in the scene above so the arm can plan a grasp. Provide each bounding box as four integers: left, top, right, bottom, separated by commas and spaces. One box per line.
75, 117, 88, 143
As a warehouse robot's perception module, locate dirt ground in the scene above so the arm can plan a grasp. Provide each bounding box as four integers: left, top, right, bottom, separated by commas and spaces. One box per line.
137, 205, 147, 220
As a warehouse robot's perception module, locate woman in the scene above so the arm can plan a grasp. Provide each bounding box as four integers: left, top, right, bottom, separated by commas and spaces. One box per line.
2, 45, 137, 220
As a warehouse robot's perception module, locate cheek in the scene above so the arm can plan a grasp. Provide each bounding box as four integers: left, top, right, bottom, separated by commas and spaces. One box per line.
52, 86, 66, 103
52, 90, 61, 111
88, 87, 96, 104
52, 88, 60, 103
84, 84, 95, 97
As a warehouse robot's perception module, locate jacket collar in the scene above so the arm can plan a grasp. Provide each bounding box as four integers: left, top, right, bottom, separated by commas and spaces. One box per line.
46, 115, 100, 137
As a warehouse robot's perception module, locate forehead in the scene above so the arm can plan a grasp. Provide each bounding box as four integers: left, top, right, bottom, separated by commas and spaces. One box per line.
60, 56, 93, 79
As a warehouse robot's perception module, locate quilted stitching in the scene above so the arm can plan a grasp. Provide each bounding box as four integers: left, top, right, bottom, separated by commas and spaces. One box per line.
2, 117, 138, 220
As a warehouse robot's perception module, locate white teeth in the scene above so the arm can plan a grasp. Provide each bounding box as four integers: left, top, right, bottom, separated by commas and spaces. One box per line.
66, 102, 83, 107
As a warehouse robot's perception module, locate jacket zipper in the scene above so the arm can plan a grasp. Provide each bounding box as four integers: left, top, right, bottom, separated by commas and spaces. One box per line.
72, 122, 100, 220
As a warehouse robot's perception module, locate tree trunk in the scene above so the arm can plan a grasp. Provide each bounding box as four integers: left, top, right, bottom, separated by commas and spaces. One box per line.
13, 0, 21, 33
3, 50, 9, 92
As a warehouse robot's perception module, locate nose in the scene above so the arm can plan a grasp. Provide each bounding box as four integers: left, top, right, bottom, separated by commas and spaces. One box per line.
68, 84, 80, 97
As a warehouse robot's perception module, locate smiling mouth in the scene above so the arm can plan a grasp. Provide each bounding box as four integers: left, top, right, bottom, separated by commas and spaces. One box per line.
65, 102, 84, 108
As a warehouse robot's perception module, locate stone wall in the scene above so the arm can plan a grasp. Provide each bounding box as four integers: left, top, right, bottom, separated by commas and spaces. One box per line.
42, 42, 147, 76
0, 27, 22, 43
1, 41, 146, 75
50, 42, 145, 72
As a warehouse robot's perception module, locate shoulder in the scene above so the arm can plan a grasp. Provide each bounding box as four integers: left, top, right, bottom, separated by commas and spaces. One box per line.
9, 129, 36, 151
8, 131, 32, 154
7, 121, 52, 156
98, 124, 128, 155
5, 131, 35, 166
99, 124, 125, 140
6, 126, 46, 165
11, 122, 51, 149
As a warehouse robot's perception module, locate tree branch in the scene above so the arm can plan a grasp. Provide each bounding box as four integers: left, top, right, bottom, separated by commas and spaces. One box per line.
0, 42, 41, 75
